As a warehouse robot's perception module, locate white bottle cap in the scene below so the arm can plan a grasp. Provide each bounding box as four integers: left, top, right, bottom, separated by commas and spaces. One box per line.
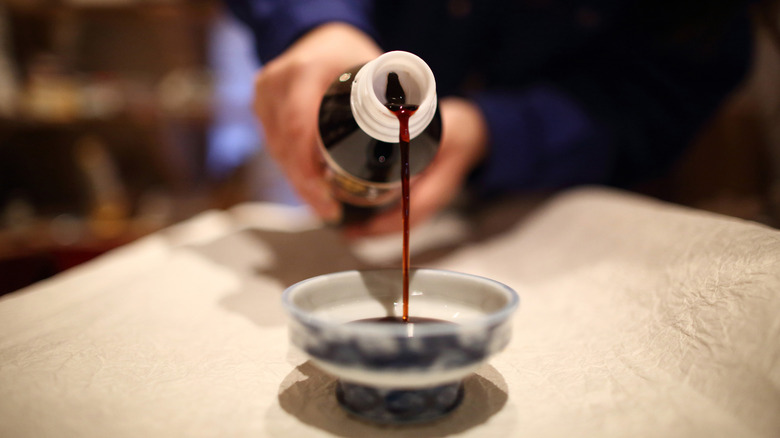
350, 51, 438, 144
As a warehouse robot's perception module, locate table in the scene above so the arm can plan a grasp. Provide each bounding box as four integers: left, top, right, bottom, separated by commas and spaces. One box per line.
1, 187, 779, 437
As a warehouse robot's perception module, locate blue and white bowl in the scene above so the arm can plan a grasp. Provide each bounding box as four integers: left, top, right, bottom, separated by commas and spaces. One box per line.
282, 268, 519, 424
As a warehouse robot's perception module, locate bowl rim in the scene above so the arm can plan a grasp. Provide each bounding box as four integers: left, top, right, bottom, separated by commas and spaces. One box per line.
281, 268, 519, 336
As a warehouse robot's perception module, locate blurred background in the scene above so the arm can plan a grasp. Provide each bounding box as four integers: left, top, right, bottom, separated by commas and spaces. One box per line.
0, 0, 301, 294
0, 0, 778, 294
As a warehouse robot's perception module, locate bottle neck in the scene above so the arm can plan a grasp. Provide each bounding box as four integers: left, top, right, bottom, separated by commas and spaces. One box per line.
350, 51, 438, 144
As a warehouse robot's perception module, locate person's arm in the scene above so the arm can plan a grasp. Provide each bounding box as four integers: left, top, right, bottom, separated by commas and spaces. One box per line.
471, 86, 613, 194
222, 0, 490, 236
469, 5, 753, 196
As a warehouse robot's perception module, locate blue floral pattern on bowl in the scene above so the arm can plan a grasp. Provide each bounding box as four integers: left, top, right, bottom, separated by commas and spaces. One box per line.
282, 268, 519, 423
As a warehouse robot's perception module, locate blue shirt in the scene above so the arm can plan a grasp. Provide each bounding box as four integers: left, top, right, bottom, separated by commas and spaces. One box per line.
225, 0, 752, 195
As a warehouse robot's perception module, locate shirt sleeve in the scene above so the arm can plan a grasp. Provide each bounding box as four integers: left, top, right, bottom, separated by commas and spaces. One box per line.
471, 85, 615, 193
223, 0, 377, 63
468, 7, 752, 195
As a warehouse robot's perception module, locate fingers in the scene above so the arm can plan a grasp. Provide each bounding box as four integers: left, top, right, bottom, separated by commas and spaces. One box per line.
256, 67, 341, 221
251, 23, 382, 223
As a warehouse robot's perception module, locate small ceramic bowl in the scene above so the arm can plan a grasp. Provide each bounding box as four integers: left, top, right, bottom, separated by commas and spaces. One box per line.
282, 268, 519, 424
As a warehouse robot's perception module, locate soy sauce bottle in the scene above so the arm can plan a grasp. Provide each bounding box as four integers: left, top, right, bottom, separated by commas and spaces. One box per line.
318, 51, 441, 224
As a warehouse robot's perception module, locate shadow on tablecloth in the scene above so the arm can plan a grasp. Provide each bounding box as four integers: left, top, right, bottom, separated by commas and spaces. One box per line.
197, 194, 544, 328
200, 226, 467, 327
274, 361, 511, 437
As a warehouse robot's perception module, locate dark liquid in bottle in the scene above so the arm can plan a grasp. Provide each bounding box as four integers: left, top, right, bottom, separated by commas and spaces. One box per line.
385, 72, 417, 323
318, 65, 441, 224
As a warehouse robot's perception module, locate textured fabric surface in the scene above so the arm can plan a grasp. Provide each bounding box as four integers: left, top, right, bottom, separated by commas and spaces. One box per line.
1, 188, 778, 437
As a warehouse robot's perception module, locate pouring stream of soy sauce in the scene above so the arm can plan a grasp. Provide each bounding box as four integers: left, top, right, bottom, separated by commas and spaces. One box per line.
385, 72, 418, 323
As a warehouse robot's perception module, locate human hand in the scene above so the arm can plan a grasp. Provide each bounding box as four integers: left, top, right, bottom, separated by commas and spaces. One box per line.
344, 97, 489, 237
253, 23, 382, 222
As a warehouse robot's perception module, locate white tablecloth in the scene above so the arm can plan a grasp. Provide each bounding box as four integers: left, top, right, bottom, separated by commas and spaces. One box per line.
1, 187, 779, 437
